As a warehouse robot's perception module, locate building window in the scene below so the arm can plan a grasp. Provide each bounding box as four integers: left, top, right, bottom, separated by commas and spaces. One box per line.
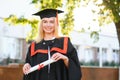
79, 46, 99, 66
0, 37, 24, 65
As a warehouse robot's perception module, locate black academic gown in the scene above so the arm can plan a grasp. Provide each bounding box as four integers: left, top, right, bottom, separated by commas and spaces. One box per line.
23, 37, 82, 80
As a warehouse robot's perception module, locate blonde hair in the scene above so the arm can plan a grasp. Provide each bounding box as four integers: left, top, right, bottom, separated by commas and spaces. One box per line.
35, 17, 60, 43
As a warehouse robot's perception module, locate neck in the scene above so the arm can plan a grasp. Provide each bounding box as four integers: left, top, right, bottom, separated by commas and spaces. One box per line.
44, 33, 55, 40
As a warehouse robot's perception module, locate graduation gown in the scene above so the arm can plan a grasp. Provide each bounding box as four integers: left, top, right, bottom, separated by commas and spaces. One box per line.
23, 37, 82, 80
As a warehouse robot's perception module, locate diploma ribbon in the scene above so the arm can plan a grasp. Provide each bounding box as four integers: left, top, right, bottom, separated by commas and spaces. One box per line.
27, 59, 55, 74
38, 64, 44, 70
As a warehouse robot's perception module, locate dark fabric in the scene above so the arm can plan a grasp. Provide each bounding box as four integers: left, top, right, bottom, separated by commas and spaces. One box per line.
23, 37, 82, 80
33, 9, 63, 19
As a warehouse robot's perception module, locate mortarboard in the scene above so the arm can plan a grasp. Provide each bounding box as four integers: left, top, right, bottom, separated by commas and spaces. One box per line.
33, 9, 63, 19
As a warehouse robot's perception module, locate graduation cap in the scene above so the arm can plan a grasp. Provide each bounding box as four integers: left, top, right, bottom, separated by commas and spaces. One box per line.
33, 9, 64, 25
33, 9, 63, 19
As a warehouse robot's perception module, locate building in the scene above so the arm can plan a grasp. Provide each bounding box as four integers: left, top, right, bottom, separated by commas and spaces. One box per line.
0, 20, 30, 64
0, 20, 119, 67
70, 30, 120, 67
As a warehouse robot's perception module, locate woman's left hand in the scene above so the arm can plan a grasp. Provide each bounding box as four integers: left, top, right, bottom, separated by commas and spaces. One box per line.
51, 52, 68, 61
51, 52, 69, 67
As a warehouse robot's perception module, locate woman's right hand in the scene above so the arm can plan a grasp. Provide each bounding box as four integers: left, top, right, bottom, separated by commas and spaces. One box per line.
23, 63, 31, 75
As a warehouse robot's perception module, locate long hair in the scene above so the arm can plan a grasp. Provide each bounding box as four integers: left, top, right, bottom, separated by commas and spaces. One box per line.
35, 17, 60, 43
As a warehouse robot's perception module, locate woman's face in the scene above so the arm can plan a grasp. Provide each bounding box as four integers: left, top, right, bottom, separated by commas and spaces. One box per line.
42, 17, 56, 34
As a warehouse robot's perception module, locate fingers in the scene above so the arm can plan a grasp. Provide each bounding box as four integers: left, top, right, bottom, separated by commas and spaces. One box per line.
51, 53, 66, 61
23, 63, 31, 75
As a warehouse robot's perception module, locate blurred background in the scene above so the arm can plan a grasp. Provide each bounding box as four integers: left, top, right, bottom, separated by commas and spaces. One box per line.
0, 0, 120, 80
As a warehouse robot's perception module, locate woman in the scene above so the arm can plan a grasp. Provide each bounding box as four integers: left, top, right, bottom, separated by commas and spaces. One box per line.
23, 8, 82, 80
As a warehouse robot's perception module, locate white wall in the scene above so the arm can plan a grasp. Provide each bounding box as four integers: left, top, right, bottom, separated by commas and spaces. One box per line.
70, 31, 119, 49
0, 20, 31, 38
0, 20, 31, 60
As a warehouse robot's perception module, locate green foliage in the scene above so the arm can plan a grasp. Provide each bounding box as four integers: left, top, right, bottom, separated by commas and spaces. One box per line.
80, 61, 119, 67
2, 0, 120, 42
4, 15, 29, 25
61, 0, 74, 35
103, 61, 119, 67
90, 31, 99, 43
98, 0, 120, 23
4, 15, 39, 41
3, 0, 81, 41
80, 61, 99, 66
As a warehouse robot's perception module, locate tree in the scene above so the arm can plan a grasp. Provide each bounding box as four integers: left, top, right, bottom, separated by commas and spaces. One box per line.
2, 0, 120, 44
3, 0, 80, 41
97, 0, 120, 46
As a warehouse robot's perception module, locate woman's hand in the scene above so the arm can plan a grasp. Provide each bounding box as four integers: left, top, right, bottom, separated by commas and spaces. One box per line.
23, 63, 31, 75
51, 52, 69, 67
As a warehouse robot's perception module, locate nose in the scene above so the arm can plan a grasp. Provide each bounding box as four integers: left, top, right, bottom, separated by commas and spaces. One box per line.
46, 22, 51, 27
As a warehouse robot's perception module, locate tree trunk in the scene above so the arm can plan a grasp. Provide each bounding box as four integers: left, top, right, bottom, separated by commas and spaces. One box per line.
115, 21, 120, 48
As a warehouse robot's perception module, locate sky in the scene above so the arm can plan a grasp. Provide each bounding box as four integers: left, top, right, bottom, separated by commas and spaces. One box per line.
0, 0, 117, 37
0, 0, 37, 18
73, 2, 117, 37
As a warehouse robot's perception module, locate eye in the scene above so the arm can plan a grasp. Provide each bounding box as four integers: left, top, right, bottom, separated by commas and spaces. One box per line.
50, 20, 55, 23
50, 21, 54, 23
43, 20, 47, 23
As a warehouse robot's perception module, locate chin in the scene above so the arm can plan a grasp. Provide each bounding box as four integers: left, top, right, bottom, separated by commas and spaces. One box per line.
45, 31, 54, 34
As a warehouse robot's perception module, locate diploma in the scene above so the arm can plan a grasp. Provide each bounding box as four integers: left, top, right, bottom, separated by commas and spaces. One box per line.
27, 59, 55, 74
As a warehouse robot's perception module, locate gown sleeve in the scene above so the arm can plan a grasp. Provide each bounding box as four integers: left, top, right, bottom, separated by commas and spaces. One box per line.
23, 44, 32, 80
25, 45, 31, 63
67, 37, 82, 80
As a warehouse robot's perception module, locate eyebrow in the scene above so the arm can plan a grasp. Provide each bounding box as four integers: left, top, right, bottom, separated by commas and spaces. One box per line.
42, 18, 55, 21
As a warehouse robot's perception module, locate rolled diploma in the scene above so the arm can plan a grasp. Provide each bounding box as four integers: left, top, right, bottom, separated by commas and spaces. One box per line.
27, 59, 55, 74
